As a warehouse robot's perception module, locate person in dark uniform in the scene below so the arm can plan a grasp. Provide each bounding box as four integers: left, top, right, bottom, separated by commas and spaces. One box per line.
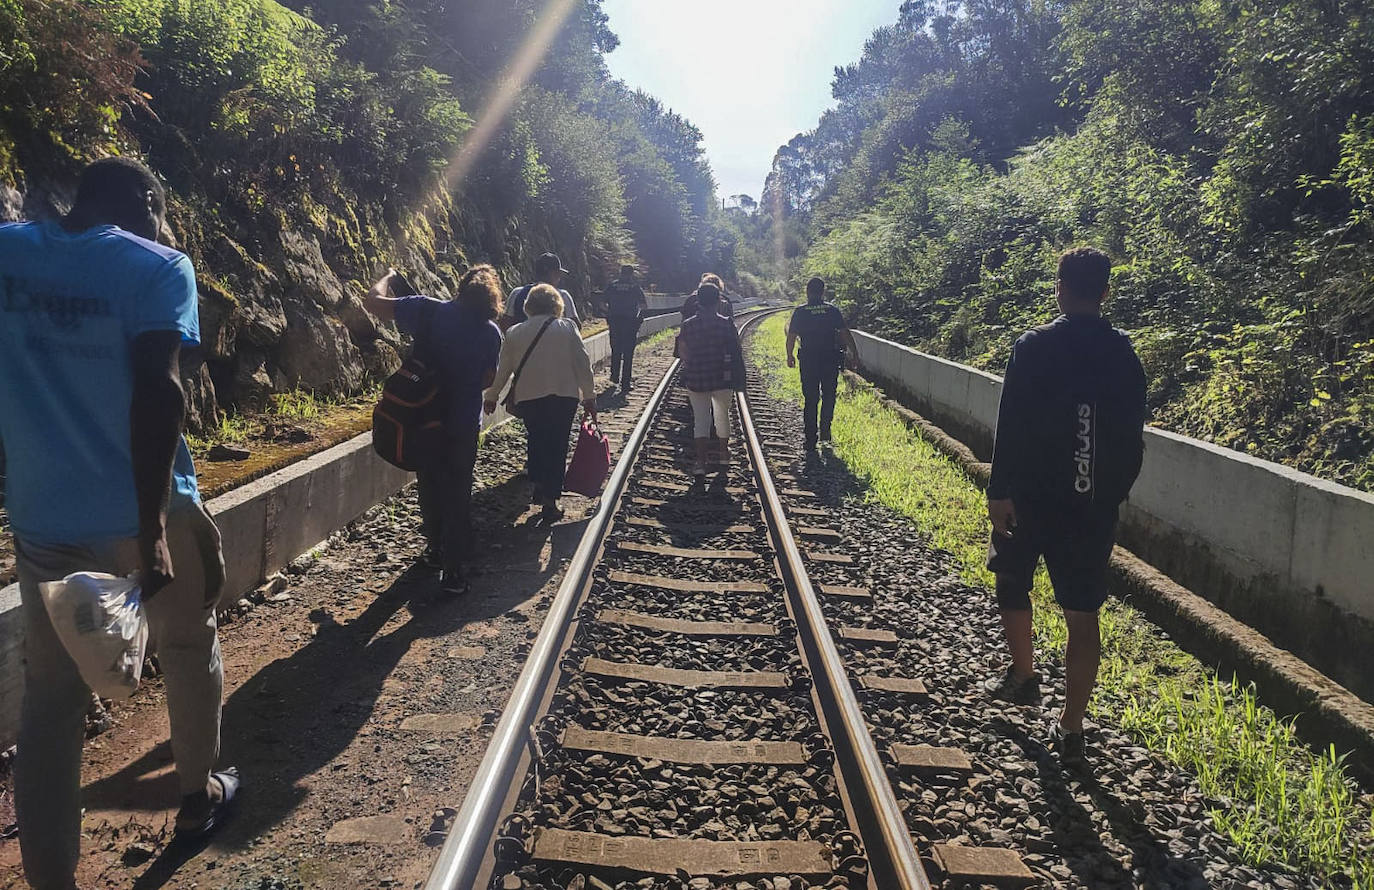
983, 246, 1147, 769
601, 264, 647, 392
786, 277, 857, 451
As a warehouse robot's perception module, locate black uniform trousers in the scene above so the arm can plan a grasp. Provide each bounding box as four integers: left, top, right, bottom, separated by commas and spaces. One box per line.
520, 394, 581, 502
799, 353, 841, 447
608, 319, 641, 388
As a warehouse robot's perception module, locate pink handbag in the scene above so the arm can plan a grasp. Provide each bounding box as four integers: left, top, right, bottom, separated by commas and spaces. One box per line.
563, 419, 611, 496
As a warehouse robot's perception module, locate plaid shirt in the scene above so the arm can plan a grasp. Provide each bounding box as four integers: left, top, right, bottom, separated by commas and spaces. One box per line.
678, 311, 740, 392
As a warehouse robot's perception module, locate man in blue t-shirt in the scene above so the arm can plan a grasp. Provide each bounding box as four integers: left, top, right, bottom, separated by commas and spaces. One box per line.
366, 265, 503, 594
0, 158, 238, 888
786, 277, 858, 451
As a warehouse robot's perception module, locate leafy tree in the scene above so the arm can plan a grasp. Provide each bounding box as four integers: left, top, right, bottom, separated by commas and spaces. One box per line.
779, 0, 1374, 493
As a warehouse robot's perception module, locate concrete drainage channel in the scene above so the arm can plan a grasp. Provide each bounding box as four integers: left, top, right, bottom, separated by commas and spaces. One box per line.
0, 307, 763, 749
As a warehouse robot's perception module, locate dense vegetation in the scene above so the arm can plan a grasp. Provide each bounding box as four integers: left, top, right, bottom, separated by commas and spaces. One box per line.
0, 0, 737, 423
766, 0, 1374, 491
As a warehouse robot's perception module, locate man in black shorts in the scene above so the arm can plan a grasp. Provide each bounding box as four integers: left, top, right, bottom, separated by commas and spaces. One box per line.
786, 277, 857, 451
984, 247, 1147, 767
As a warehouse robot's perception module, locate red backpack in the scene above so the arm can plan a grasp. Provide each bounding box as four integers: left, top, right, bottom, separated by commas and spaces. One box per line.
372, 303, 443, 471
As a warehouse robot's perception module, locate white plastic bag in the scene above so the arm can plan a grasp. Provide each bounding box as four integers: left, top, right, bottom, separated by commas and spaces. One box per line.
39, 572, 149, 700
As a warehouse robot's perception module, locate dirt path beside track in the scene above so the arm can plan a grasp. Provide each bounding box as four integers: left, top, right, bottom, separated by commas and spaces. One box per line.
0, 339, 678, 890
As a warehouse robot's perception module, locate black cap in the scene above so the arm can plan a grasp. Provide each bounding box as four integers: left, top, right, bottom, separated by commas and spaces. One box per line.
535, 253, 570, 276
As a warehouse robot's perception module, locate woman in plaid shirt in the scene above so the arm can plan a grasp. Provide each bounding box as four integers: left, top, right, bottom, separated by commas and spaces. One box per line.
675, 282, 746, 480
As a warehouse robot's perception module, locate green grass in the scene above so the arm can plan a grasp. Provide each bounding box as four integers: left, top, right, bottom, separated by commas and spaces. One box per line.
184, 412, 258, 452
184, 385, 380, 456
750, 313, 1374, 887
641, 325, 680, 349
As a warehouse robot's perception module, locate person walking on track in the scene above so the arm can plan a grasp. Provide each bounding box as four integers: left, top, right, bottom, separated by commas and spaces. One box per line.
602, 264, 647, 393
366, 265, 504, 595
484, 285, 597, 524
676, 282, 746, 481
502, 252, 581, 332
983, 246, 1147, 769
0, 157, 238, 890
680, 272, 734, 321
786, 277, 857, 452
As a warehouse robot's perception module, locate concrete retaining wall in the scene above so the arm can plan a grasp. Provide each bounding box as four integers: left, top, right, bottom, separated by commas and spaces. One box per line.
645, 293, 685, 314
644, 293, 756, 315
851, 330, 1374, 702
0, 317, 686, 748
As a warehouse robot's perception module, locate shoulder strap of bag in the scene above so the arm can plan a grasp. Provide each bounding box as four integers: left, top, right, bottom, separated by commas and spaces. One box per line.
509, 317, 556, 401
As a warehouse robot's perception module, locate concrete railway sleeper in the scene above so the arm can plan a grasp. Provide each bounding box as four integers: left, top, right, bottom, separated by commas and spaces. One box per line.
426, 311, 1007, 890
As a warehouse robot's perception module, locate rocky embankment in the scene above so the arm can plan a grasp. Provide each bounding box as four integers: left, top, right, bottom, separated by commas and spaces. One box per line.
0, 175, 565, 433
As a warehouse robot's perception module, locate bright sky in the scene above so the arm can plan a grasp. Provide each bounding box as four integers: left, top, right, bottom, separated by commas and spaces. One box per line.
600, 0, 899, 202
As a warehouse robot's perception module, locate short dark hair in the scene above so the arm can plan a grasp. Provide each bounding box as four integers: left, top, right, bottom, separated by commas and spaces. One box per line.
696, 282, 721, 307
457, 264, 503, 320
619, 264, 635, 277
806, 277, 825, 300
67, 156, 165, 231
1057, 247, 1111, 303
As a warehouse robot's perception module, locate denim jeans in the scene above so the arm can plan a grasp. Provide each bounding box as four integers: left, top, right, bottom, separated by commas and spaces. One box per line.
519, 395, 580, 501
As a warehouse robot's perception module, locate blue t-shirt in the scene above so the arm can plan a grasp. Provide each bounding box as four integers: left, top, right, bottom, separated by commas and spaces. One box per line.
0, 221, 201, 544
394, 296, 502, 434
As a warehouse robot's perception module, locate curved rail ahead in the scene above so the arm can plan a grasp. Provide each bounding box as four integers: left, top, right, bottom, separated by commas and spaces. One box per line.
425, 306, 929, 890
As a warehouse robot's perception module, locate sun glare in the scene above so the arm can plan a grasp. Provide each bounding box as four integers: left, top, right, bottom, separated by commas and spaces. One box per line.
441, 0, 581, 194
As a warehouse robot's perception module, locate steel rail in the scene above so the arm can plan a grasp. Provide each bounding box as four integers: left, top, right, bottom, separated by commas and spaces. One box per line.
425, 308, 773, 890
734, 310, 932, 890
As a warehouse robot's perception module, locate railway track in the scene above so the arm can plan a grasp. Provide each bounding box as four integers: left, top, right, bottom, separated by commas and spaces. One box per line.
426, 311, 1033, 890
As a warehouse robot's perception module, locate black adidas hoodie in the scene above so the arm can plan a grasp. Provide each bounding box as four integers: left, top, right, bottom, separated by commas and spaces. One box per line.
987, 314, 1147, 509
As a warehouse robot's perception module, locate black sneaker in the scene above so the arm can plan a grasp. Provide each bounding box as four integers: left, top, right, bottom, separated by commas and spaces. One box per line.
983, 667, 1041, 704
440, 570, 469, 595
1050, 721, 1086, 769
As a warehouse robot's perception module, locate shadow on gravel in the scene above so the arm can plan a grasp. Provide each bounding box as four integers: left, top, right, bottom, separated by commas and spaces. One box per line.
994, 718, 1208, 889
81, 473, 589, 888
647, 488, 752, 547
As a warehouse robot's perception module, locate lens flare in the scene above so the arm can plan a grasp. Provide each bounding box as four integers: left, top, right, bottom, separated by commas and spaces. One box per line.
441, 0, 580, 194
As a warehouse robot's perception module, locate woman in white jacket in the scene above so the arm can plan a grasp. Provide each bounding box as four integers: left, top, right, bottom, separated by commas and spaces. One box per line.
484, 284, 597, 523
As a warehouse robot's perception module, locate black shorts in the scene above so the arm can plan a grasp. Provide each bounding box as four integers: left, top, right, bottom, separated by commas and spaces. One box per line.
986, 499, 1119, 613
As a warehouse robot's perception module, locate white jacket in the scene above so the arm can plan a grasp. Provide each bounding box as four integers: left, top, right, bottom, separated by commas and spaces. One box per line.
484, 313, 595, 406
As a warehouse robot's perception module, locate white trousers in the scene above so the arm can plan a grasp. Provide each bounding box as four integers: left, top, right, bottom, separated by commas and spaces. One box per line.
687, 389, 732, 439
